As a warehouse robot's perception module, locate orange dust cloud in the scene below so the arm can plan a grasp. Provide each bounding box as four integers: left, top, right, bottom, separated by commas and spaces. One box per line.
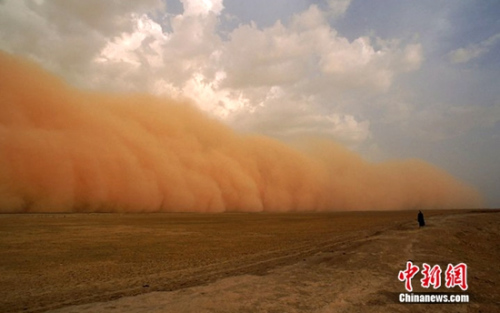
0, 51, 483, 212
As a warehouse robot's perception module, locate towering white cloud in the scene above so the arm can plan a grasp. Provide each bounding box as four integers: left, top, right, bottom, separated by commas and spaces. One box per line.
0, 1, 422, 145
181, 0, 223, 16
326, 0, 352, 17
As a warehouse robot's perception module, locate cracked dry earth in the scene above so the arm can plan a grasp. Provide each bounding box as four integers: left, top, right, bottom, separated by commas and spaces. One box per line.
1, 210, 498, 313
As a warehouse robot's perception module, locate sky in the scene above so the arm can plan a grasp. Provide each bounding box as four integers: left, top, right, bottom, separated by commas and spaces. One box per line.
1, 0, 499, 207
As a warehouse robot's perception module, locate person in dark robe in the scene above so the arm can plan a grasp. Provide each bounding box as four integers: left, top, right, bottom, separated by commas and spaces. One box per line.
417, 210, 425, 227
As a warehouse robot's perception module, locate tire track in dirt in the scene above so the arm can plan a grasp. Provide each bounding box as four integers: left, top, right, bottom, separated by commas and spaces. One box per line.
28, 224, 404, 313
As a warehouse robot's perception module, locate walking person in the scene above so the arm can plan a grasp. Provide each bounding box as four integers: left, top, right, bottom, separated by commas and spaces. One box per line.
417, 210, 425, 228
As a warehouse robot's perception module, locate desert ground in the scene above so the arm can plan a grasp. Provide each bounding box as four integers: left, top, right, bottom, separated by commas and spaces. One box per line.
0, 210, 498, 313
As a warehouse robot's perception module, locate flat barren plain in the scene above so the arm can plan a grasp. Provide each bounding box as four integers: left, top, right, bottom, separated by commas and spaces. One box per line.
1, 210, 498, 313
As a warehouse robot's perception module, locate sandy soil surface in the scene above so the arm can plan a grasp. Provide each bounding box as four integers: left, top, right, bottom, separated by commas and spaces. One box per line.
1, 210, 498, 312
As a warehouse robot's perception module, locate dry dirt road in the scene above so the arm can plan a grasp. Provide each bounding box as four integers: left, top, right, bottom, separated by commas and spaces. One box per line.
1, 210, 498, 312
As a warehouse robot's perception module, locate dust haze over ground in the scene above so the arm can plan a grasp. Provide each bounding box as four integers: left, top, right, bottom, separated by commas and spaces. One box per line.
0, 51, 483, 213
